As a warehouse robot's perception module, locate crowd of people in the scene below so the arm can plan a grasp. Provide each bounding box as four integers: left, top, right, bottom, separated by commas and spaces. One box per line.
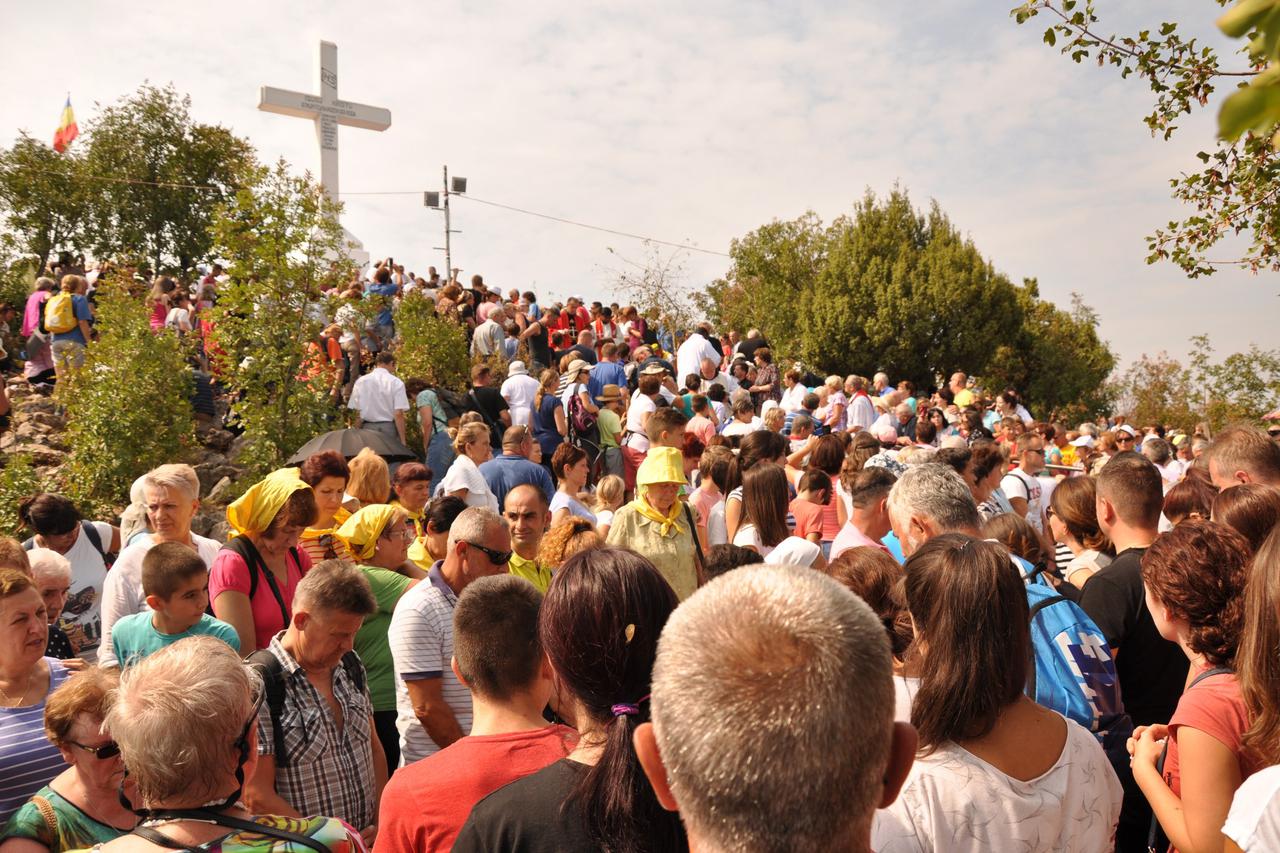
2, 260, 1280, 851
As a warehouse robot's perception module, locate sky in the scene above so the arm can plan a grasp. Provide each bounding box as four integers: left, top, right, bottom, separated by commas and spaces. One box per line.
4, 0, 1278, 370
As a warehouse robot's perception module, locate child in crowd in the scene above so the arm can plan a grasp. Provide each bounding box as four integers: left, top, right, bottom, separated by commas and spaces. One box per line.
706, 383, 729, 425
687, 394, 717, 445
790, 470, 831, 546
109, 542, 240, 668
681, 374, 700, 418
788, 413, 814, 456
592, 475, 625, 540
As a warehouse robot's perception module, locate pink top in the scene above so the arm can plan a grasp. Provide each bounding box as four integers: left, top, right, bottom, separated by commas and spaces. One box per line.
149, 300, 167, 331
820, 490, 842, 541
688, 415, 716, 446
22, 291, 49, 336
208, 546, 312, 651
689, 486, 721, 532
829, 521, 890, 561
1164, 669, 1259, 803
789, 497, 825, 540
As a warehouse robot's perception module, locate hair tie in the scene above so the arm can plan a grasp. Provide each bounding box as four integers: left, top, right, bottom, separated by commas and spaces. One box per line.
611, 694, 651, 718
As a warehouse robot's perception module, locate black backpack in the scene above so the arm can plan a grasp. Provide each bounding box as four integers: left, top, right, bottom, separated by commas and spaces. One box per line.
245, 648, 367, 767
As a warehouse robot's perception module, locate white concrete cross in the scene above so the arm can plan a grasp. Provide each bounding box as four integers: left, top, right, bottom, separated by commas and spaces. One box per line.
259, 41, 390, 262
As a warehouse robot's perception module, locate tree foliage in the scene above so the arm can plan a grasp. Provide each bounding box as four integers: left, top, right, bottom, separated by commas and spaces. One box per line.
1216, 0, 1280, 143
605, 243, 700, 339
702, 189, 1036, 387
394, 292, 471, 390
210, 160, 349, 476
83, 84, 255, 274
1106, 334, 1280, 430
1012, 1, 1280, 277
0, 454, 43, 539
981, 282, 1117, 423
59, 280, 196, 515
0, 132, 88, 273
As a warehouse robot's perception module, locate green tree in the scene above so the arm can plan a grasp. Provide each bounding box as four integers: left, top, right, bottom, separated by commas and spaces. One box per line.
394, 292, 471, 390
1012, 1, 1279, 277
1105, 351, 1200, 431
83, 84, 255, 274
210, 160, 348, 476
1187, 333, 1280, 428
0, 132, 88, 272
0, 454, 43, 539
59, 279, 196, 515
982, 282, 1116, 423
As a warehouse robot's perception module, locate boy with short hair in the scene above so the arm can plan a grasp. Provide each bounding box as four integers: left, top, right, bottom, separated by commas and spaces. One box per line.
645, 405, 688, 450
788, 413, 814, 455
109, 541, 240, 667
789, 470, 831, 545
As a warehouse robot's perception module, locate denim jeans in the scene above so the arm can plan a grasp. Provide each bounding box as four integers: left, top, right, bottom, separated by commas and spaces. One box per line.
427, 430, 455, 495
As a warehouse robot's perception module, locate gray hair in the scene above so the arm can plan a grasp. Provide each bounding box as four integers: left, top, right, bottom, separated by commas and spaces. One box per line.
1143, 437, 1173, 466
27, 547, 71, 584
106, 636, 261, 806
887, 463, 980, 533
651, 565, 894, 850
143, 463, 201, 503
447, 506, 506, 550
898, 445, 937, 466
293, 559, 376, 616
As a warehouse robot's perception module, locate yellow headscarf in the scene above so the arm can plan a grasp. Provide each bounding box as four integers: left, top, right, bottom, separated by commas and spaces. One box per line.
629, 447, 688, 536
301, 506, 352, 541
335, 504, 400, 562
389, 499, 425, 538
226, 468, 311, 536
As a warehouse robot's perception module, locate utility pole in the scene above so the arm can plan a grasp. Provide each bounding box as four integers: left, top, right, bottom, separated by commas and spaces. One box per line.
426, 166, 465, 283
443, 165, 453, 282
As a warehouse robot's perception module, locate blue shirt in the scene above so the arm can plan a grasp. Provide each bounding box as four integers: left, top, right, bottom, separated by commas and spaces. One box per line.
478, 453, 555, 509
588, 360, 627, 399
365, 282, 398, 326
51, 294, 92, 345
111, 612, 241, 668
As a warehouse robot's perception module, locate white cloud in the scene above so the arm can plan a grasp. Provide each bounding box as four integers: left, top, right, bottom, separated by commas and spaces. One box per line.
2, 0, 1276, 369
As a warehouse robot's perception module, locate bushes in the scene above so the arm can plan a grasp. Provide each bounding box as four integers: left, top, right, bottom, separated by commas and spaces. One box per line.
393, 292, 470, 391
58, 279, 195, 516
0, 454, 42, 538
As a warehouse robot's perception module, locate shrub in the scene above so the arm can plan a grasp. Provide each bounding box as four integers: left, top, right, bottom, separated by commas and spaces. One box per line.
0, 454, 42, 538
58, 279, 195, 516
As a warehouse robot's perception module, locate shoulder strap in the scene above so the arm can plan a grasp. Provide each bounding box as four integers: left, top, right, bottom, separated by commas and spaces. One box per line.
31, 794, 58, 838
131, 825, 198, 851
247, 649, 290, 767
340, 650, 367, 694
683, 502, 706, 586
224, 537, 289, 628
1188, 666, 1233, 690
139, 811, 330, 853
80, 520, 105, 559
1025, 594, 1070, 697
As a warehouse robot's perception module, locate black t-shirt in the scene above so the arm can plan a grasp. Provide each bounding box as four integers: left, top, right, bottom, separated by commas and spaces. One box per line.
564, 344, 598, 365
736, 336, 769, 361
1078, 547, 1189, 726
453, 760, 595, 853
468, 386, 510, 447
528, 325, 552, 367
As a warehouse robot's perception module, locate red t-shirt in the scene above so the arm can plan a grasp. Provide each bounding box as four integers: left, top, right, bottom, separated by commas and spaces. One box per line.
790, 497, 826, 540
1164, 669, 1259, 802
375, 724, 575, 853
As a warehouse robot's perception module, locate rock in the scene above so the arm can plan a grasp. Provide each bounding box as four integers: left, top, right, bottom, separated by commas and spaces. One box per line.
24, 411, 64, 430
195, 462, 240, 495
197, 427, 235, 455
14, 421, 45, 442
9, 443, 65, 467
206, 476, 234, 505
21, 398, 58, 415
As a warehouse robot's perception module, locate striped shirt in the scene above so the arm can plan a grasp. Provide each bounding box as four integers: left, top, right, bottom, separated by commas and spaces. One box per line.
389, 562, 470, 766
0, 659, 70, 823
255, 636, 376, 831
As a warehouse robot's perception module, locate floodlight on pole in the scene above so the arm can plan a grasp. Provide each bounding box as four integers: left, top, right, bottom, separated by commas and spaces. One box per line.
432, 166, 466, 280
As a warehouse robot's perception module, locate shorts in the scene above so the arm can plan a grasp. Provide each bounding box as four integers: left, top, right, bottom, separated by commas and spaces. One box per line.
51, 339, 86, 373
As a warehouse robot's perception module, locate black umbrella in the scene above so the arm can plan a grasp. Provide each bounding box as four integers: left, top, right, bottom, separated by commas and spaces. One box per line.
287, 428, 419, 465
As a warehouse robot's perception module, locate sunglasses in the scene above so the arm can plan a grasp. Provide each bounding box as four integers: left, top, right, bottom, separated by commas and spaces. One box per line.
464, 541, 513, 566
1116, 435, 1135, 442
70, 740, 121, 760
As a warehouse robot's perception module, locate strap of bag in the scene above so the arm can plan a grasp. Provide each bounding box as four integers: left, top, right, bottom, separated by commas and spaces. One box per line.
32, 794, 58, 838
683, 502, 707, 587
134, 810, 329, 853
79, 520, 105, 560
247, 648, 289, 767
225, 537, 290, 630
1024, 594, 1069, 698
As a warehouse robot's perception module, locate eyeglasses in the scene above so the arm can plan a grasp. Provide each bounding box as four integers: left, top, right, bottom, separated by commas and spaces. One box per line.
70, 740, 121, 760
464, 541, 513, 566
1116, 435, 1135, 443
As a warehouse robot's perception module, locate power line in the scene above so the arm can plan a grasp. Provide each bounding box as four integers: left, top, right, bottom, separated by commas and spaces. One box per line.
27, 167, 732, 257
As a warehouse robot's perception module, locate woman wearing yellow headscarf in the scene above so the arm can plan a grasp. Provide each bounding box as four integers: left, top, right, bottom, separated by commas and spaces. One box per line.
604, 446, 702, 600
297, 450, 354, 565
209, 468, 317, 655
335, 504, 421, 770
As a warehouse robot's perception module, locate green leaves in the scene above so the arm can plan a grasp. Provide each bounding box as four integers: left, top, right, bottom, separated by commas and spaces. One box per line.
1218, 0, 1276, 39
1218, 72, 1280, 141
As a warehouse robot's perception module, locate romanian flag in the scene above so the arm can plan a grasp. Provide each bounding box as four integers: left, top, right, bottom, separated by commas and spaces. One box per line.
52, 96, 78, 153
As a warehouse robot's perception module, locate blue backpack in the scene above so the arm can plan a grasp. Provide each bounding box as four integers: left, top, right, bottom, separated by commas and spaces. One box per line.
1014, 556, 1129, 737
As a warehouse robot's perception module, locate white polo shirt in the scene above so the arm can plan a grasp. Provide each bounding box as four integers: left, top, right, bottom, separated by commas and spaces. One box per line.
348, 367, 410, 423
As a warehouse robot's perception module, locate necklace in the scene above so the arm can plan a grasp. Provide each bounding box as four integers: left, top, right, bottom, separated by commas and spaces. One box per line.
0, 668, 35, 707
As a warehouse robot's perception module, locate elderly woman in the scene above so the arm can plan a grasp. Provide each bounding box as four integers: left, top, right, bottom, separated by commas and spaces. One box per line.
298, 451, 354, 565
92, 636, 361, 852
336, 505, 422, 770
19, 495, 121, 665
389, 463, 432, 539
27, 550, 76, 663
0, 570, 72, 824
605, 446, 701, 600
0, 669, 135, 851
438, 423, 499, 511
98, 465, 221, 669
550, 444, 596, 527
209, 469, 317, 656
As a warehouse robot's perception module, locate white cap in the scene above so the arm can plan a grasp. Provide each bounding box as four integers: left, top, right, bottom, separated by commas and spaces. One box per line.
1069, 435, 1095, 448
1117, 424, 1138, 437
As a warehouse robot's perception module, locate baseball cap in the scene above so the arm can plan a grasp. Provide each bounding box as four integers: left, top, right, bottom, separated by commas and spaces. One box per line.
1069, 435, 1095, 448
1116, 424, 1138, 438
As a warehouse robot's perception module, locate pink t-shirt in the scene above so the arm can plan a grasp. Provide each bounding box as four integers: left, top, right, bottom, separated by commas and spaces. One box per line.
150, 301, 168, 331
829, 521, 890, 561
1164, 669, 1259, 806
789, 497, 825, 540
688, 415, 716, 446
208, 546, 312, 651
690, 486, 721, 531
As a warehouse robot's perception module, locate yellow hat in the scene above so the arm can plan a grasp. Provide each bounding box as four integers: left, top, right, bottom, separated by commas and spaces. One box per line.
335, 504, 400, 562
226, 468, 311, 536
636, 446, 687, 488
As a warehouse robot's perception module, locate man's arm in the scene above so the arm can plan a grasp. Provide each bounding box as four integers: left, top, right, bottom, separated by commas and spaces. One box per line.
404, 677, 465, 749
394, 410, 406, 445
244, 753, 304, 818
